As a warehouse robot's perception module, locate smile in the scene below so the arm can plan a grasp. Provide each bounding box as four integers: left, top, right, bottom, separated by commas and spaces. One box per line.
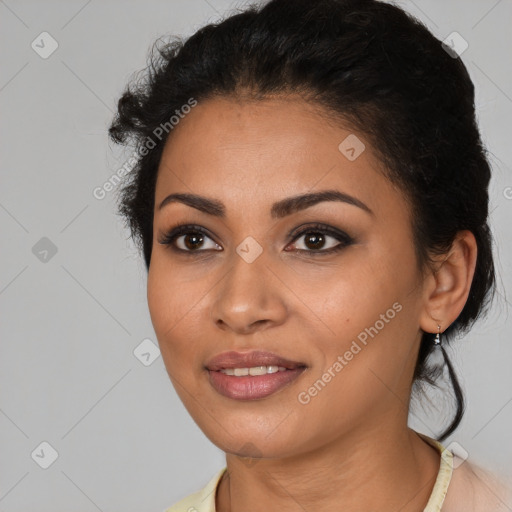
219, 365, 287, 376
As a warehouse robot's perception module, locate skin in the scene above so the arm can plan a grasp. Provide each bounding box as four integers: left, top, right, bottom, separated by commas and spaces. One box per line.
147, 95, 477, 512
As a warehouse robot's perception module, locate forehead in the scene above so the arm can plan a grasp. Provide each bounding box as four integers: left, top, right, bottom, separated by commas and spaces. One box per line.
154, 96, 403, 218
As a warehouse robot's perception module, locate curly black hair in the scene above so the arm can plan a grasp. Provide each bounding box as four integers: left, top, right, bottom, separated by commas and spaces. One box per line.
108, 0, 496, 441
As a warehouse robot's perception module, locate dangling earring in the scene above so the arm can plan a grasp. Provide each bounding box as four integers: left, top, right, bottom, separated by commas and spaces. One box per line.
434, 324, 441, 346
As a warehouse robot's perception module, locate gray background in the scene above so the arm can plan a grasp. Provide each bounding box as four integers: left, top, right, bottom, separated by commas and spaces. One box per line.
1, 0, 511, 510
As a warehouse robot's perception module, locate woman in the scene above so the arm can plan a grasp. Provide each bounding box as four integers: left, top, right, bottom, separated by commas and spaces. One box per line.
108, 0, 511, 510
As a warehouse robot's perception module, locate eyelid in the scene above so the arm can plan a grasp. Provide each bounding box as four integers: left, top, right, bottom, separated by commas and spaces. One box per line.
157, 223, 220, 249
287, 222, 353, 243
285, 223, 354, 254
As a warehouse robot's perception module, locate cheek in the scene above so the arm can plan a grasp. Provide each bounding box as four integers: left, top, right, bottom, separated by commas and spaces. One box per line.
309, 244, 421, 375
147, 258, 211, 369
309, 255, 395, 331
147, 263, 173, 338
147, 261, 187, 356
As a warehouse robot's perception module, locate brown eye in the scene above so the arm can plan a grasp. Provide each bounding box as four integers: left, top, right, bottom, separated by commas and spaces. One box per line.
182, 233, 205, 250
286, 223, 354, 255
158, 224, 222, 253
303, 232, 326, 250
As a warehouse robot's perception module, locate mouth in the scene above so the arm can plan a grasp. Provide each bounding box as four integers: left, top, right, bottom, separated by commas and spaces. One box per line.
205, 350, 307, 400
205, 350, 307, 372
217, 365, 292, 376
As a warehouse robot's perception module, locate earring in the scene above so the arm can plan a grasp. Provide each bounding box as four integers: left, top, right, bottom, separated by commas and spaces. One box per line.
434, 324, 441, 346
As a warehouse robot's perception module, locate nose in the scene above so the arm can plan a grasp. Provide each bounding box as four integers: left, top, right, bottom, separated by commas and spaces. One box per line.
210, 250, 287, 335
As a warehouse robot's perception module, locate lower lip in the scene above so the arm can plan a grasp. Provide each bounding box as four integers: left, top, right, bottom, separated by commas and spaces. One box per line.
207, 368, 306, 400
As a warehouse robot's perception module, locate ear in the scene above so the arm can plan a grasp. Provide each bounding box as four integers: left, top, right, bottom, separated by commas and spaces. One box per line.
419, 230, 478, 334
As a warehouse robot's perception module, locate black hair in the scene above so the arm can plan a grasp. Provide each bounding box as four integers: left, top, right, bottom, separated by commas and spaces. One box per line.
108, 0, 496, 442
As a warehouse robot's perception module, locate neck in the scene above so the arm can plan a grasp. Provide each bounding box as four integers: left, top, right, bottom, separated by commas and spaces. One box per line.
216, 425, 441, 512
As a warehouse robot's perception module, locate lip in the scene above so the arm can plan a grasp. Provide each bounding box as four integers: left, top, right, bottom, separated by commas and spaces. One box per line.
208, 367, 306, 400
205, 350, 307, 371
205, 350, 308, 400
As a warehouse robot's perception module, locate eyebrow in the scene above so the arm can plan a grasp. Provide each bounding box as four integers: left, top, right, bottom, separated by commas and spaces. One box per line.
157, 189, 373, 218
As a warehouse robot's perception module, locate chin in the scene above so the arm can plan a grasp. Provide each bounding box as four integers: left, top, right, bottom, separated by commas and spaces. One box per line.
205, 424, 304, 460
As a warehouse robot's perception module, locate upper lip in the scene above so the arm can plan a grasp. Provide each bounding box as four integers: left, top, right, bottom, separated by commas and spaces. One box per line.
205, 350, 307, 371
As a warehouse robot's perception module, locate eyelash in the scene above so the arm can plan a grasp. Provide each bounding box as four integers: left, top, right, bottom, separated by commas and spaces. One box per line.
157, 222, 354, 256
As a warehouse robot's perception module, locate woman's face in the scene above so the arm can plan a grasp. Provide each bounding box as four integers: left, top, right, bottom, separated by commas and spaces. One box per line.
148, 95, 430, 458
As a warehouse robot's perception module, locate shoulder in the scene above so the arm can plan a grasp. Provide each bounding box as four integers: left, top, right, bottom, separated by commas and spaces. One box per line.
163, 468, 226, 512
442, 456, 512, 512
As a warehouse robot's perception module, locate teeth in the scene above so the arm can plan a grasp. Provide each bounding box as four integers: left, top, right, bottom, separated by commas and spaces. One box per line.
220, 366, 289, 376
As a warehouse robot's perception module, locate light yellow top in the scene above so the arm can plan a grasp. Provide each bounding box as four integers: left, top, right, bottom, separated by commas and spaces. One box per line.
164, 432, 453, 512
